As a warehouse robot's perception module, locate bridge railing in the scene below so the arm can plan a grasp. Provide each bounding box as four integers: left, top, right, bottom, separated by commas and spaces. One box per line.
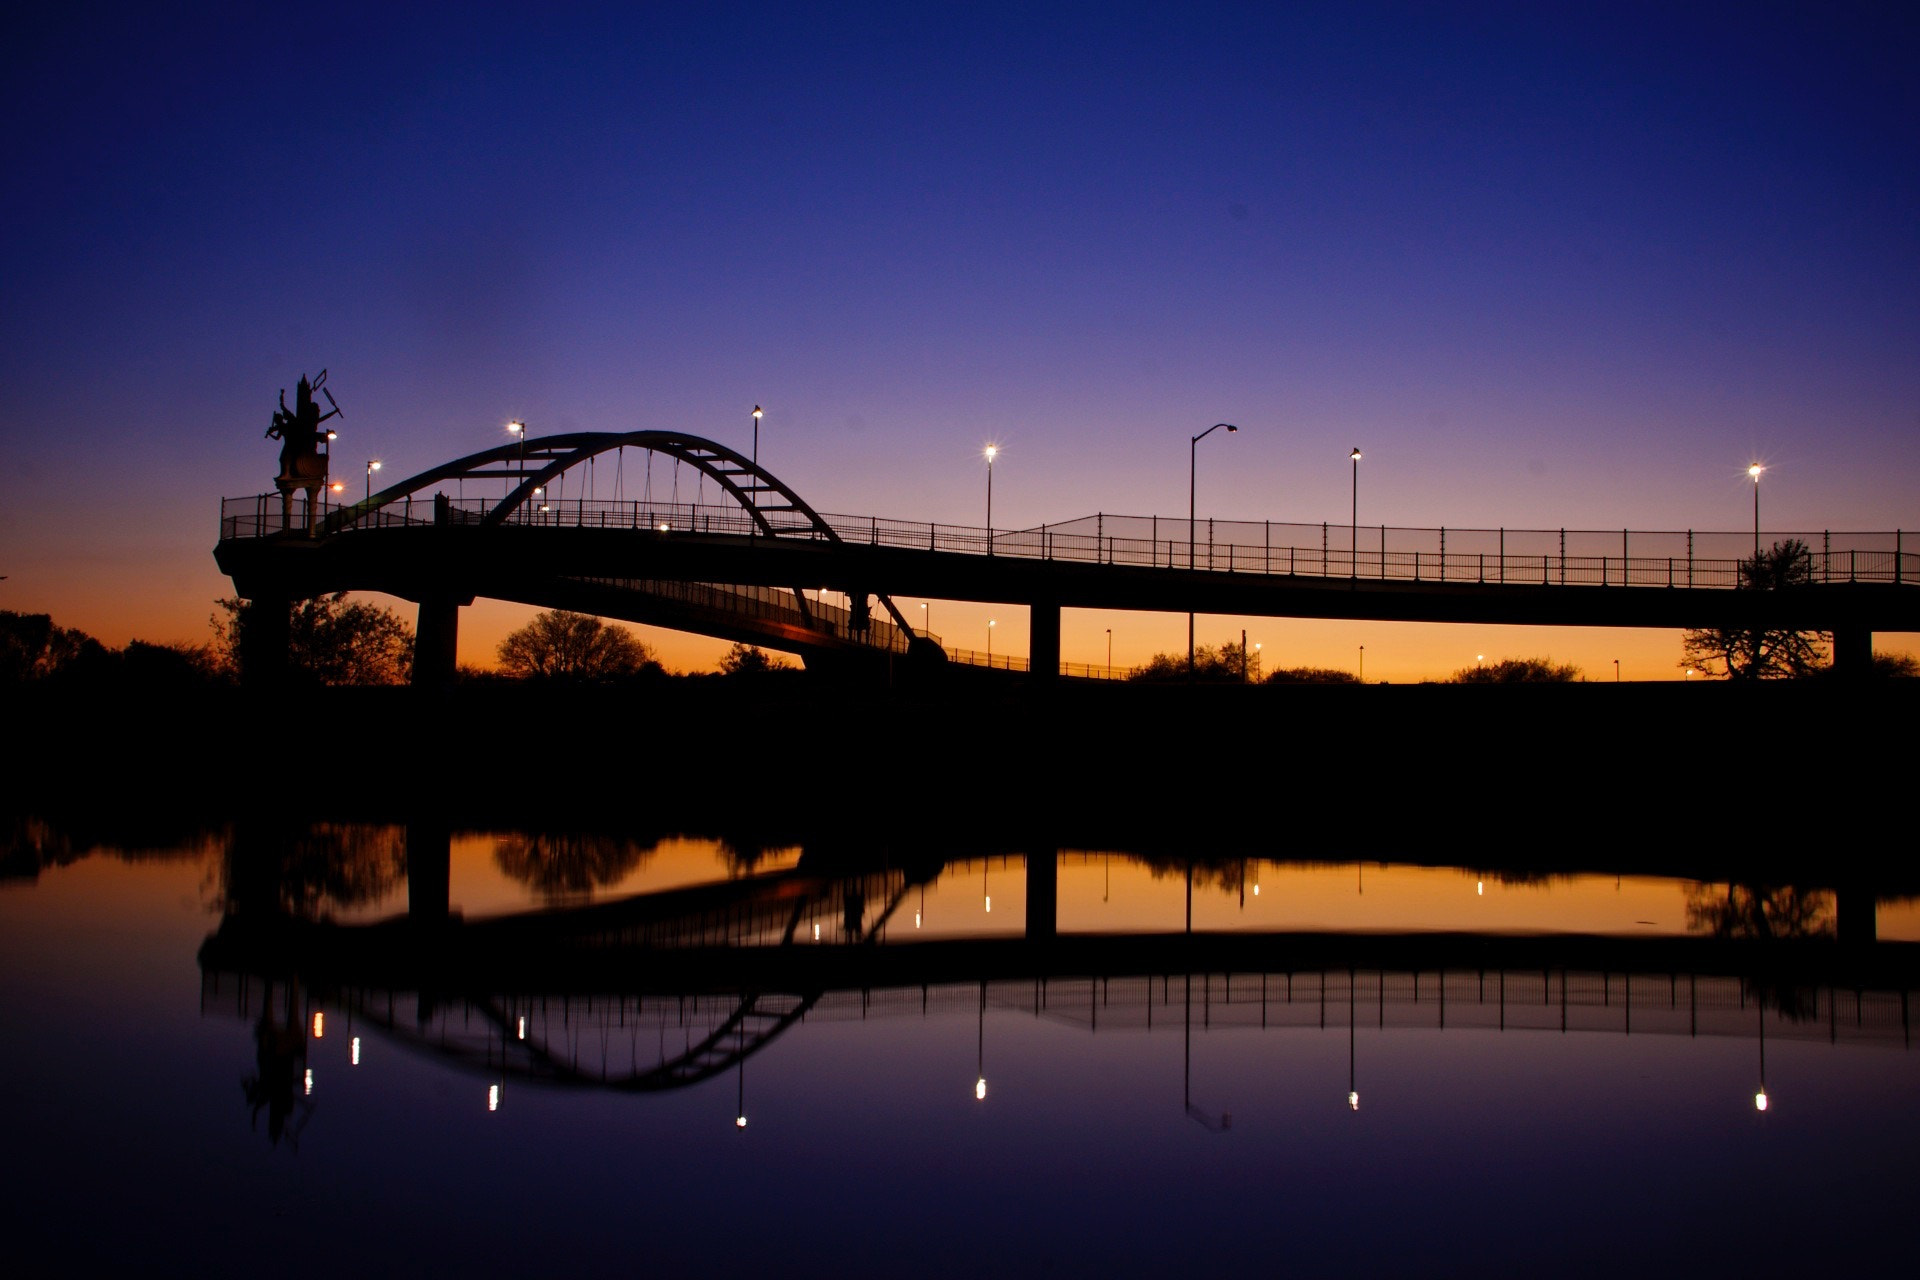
221, 494, 1914, 589
570, 576, 918, 654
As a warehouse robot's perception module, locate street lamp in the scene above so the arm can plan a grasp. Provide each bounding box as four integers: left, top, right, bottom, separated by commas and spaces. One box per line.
1359, 644, 1364, 683
1748, 463, 1763, 555
987, 618, 995, 665
1350, 447, 1362, 578
365, 459, 381, 505
921, 601, 930, 639
1614, 658, 1620, 683
752, 405, 763, 476
507, 420, 526, 491
984, 445, 999, 554
1106, 628, 1113, 679
1189, 423, 1239, 673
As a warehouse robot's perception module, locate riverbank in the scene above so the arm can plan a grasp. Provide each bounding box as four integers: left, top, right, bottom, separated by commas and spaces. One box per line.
10, 675, 1910, 882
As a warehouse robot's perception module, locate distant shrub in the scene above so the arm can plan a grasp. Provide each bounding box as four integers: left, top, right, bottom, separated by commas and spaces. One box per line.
1448, 656, 1581, 684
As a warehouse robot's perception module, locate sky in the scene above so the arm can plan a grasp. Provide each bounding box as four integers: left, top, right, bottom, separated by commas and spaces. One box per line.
4, 1, 1915, 679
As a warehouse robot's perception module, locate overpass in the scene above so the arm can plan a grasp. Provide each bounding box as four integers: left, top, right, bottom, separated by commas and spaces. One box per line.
215, 429, 1920, 685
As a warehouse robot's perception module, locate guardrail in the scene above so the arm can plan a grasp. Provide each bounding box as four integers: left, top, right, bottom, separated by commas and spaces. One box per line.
221, 494, 1915, 590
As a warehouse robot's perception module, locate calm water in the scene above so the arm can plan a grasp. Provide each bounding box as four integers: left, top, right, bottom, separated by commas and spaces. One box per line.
3, 819, 1914, 1277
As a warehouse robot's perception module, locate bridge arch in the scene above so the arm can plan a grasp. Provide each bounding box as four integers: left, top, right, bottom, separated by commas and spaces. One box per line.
320, 428, 919, 643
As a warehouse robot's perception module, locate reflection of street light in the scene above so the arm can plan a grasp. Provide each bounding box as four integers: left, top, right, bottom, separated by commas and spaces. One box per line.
1748, 463, 1763, 555
1347, 969, 1360, 1112
736, 1059, 748, 1130
975, 982, 988, 1101
1754, 996, 1769, 1112
1188, 423, 1239, 673
1350, 446, 1362, 578
984, 445, 999, 554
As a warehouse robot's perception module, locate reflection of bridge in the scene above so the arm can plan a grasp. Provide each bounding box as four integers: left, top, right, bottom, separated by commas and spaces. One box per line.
215, 430, 1920, 686
200, 856, 1920, 1100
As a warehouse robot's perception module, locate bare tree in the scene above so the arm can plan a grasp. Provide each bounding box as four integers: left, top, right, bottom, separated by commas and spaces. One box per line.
1680, 539, 1829, 679
496, 610, 657, 680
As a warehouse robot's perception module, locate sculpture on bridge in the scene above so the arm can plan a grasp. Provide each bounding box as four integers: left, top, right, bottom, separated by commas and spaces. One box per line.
265, 370, 341, 532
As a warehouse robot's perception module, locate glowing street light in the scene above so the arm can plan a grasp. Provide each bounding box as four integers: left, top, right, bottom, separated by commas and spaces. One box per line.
1106, 628, 1113, 678
1350, 446, 1362, 578
1748, 463, 1764, 555
1188, 423, 1239, 673
987, 618, 995, 664
751, 405, 764, 475
365, 459, 381, 505
507, 420, 527, 495
984, 444, 999, 554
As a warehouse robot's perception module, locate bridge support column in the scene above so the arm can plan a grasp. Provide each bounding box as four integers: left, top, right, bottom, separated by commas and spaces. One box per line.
1030, 599, 1060, 683
412, 596, 462, 692
1836, 885, 1877, 946
405, 817, 451, 925
1831, 626, 1872, 678
1025, 849, 1057, 941
237, 594, 292, 689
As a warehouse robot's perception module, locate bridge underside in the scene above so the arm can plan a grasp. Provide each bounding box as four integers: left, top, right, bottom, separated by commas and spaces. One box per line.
216, 522, 1920, 684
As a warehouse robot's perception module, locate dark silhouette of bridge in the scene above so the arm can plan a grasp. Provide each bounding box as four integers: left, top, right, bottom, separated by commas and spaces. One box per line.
215, 429, 1919, 685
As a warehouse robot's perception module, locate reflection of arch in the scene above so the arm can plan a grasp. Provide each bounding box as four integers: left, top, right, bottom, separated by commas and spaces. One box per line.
338, 873, 912, 1093
321, 429, 916, 634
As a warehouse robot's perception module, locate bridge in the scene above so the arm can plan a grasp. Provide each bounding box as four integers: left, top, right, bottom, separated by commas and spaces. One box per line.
215, 429, 1920, 685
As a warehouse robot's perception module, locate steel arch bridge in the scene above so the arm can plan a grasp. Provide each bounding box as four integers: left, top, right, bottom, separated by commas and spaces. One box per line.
218, 430, 933, 676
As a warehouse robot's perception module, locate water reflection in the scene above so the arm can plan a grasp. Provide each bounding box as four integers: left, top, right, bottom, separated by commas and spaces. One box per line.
174, 818, 1920, 1154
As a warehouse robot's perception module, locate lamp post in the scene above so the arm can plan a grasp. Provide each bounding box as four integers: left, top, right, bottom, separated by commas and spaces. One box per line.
921, 602, 930, 639
984, 445, 998, 554
1106, 628, 1113, 679
1188, 423, 1239, 673
365, 459, 381, 506
1748, 463, 1763, 556
752, 405, 763, 477
507, 420, 526, 498
1350, 447, 1362, 578
1614, 658, 1620, 683
987, 618, 995, 665
1359, 644, 1364, 683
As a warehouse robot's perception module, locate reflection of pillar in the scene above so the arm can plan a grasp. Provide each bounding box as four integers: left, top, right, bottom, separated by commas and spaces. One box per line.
1029, 599, 1061, 683
1836, 886, 1878, 946
1831, 627, 1872, 678
1025, 849, 1057, 941
413, 596, 462, 692
405, 817, 451, 924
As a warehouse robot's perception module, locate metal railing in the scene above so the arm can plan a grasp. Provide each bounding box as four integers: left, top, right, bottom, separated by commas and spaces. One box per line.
568, 577, 917, 655
221, 493, 1915, 590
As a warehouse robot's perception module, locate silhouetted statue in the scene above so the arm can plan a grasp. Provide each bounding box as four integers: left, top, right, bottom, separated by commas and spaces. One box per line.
266, 370, 341, 532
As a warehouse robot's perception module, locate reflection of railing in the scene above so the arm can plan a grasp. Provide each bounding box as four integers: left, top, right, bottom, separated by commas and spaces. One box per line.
221, 494, 1915, 589
196, 966, 1914, 1106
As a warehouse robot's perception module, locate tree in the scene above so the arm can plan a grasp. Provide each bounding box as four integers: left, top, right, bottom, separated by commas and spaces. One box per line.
718, 643, 793, 675
1127, 640, 1260, 683
1680, 539, 1830, 679
1265, 666, 1360, 685
212, 594, 414, 685
1449, 656, 1582, 683
0, 610, 106, 683
496, 610, 657, 680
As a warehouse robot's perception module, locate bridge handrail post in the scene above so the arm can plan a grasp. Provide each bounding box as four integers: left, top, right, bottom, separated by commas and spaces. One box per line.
1667, 556, 1673, 588
1899, 530, 1904, 585
1559, 529, 1566, 585
1321, 522, 1327, 577
1687, 530, 1693, 586
1499, 528, 1504, 583
1440, 527, 1446, 581
1824, 530, 1831, 583
1478, 551, 1484, 584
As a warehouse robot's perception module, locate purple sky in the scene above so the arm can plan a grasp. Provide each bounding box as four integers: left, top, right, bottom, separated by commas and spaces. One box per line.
5, 2, 1915, 677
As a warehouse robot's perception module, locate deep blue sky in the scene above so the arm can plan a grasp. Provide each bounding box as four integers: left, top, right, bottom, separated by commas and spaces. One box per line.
5, 2, 1915, 674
